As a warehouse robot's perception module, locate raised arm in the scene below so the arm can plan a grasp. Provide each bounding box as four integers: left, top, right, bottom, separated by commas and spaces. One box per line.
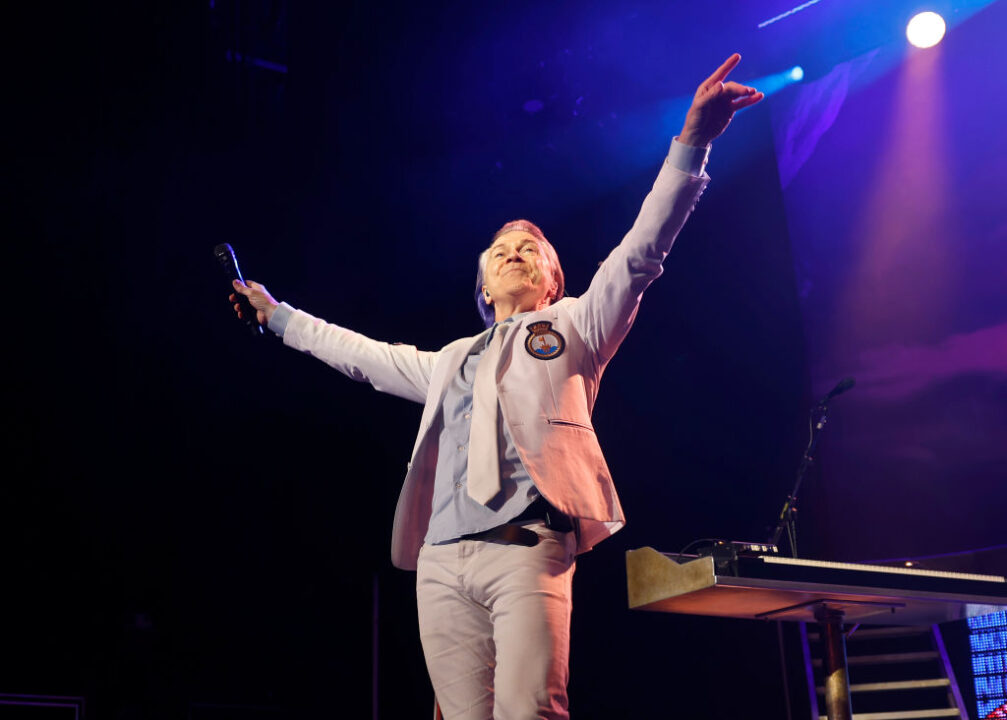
571, 54, 763, 362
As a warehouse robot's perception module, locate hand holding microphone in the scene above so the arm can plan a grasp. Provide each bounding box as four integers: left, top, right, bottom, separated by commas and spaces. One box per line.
229, 278, 278, 327
214, 243, 275, 336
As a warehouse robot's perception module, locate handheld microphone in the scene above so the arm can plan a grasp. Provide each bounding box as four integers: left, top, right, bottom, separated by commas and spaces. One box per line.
818, 376, 855, 405
214, 243, 263, 337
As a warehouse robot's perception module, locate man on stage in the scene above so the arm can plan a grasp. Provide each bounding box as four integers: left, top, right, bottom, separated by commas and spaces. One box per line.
230, 54, 762, 720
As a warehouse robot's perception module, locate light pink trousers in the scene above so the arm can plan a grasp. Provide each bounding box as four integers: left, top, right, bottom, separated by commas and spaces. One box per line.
416, 521, 577, 720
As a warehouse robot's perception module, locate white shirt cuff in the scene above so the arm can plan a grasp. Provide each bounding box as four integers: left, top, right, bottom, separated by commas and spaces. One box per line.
668, 137, 711, 177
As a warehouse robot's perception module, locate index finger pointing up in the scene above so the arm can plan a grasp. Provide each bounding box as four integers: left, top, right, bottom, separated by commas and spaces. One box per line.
704, 53, 742, 87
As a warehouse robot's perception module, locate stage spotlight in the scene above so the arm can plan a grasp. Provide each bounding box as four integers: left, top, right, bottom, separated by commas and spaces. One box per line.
748, 65, 806, 98
906, 11, 946, 48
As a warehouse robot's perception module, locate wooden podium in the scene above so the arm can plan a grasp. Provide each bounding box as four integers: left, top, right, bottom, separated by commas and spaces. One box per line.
626, 547, 1007, 720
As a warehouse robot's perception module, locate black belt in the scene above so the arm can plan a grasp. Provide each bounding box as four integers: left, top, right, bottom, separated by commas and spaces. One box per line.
511, 497, 575, 532
460, 498, 575, 547
461, 524, 541, 547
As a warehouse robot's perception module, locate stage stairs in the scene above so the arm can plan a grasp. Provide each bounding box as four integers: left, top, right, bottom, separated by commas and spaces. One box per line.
803, 624, 969, 720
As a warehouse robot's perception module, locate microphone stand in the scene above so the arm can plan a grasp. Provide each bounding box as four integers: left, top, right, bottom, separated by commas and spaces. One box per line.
768, 378, 854, 720
768, 401, 831, 559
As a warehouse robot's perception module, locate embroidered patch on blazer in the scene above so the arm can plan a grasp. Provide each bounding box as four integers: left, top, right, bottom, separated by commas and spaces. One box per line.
524, 321, 565, 360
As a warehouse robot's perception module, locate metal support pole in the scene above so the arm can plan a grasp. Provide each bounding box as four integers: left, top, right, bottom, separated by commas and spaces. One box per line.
816, 605, 853, 720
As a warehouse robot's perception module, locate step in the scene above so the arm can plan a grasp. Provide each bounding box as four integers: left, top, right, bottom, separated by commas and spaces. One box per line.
812, 651, 939, 666
815, 679, 951, 694
816, 709, 961, 719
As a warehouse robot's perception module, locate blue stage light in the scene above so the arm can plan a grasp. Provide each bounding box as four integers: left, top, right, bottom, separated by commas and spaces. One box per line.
747, 65, 806, 98
907, 11, 946, 48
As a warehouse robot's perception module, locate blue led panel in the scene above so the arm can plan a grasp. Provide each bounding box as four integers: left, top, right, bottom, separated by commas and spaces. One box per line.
968, 611, 1007, 718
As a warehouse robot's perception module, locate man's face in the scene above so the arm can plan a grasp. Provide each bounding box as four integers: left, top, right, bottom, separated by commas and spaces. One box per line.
482, 230, 557, 312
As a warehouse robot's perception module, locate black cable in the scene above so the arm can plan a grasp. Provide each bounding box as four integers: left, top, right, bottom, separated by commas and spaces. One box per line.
674, 537, 723, 564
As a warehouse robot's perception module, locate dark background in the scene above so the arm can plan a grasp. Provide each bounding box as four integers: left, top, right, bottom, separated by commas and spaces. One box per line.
6, 0, 1001, 717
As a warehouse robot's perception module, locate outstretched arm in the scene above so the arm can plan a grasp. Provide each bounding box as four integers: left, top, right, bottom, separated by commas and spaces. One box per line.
227, 278, 437, 404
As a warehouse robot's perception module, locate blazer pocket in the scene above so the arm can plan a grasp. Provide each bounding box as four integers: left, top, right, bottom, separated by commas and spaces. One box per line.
546, 418, 595, 432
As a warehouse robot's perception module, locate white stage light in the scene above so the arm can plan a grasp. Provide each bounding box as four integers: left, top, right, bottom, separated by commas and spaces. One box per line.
790, 66, 805, 81
906, 11, 946, 48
